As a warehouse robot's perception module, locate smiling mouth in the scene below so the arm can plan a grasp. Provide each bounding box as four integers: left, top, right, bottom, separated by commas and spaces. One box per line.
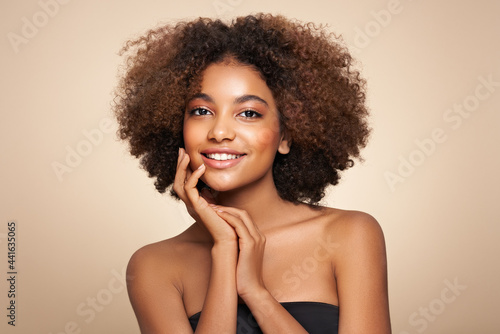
203, 153, 245, 161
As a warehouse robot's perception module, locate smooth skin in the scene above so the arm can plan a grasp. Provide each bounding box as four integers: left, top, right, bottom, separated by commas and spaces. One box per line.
126, 61, 391, 333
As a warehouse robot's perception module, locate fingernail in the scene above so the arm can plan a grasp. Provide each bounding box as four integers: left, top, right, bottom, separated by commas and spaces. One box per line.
197, 164, 205, 170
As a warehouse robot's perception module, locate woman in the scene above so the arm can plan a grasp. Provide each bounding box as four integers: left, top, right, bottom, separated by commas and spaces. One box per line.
114, 13, 390, 333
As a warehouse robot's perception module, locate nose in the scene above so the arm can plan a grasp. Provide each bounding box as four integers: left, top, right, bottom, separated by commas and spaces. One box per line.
208, 114, 235, 142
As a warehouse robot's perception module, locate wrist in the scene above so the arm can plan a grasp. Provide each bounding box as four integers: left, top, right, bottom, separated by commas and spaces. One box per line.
211, 241, 238, 257
239, 285, 271, 304
240, 288, 281, 322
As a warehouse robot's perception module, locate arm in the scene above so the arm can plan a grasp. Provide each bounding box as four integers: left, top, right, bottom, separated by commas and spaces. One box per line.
195, 242, 238, 334
241, 289, 309, 334
174, 149, 239, 333
335, 212, 391, 334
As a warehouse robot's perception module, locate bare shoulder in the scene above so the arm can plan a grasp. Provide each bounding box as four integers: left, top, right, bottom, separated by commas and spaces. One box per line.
127, 239, 175, 283
127, 224, 205, 284
281, 204, 385, 249
320, 207, 385, 246
313, 207, 387, 274
126, 234, 182, 309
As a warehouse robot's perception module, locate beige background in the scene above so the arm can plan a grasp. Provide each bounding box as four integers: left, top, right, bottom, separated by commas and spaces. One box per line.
1, 0, 499, 333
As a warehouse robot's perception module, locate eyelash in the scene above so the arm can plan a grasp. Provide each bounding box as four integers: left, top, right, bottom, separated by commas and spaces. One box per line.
188, 108, 262, 118
238, 109, 262, 118
189, 107, 212, 116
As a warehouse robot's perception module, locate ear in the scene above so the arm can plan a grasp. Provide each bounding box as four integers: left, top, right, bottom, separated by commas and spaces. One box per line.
278, 132, 291, 155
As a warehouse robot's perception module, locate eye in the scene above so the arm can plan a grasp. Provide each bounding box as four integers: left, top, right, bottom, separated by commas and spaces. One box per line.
238, 110, 262, 118
189, 107, 212, 116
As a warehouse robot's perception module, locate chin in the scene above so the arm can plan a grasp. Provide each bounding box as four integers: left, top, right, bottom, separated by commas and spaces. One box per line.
202, 181, 233, 193
201, 175, 238, 193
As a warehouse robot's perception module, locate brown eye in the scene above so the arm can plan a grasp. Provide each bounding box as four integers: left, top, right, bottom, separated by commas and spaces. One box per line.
190, 107, 212, 116
238, 110, 262, 118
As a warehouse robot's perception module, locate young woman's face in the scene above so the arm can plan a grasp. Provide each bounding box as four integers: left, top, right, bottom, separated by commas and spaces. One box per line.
183, 62, 290, 193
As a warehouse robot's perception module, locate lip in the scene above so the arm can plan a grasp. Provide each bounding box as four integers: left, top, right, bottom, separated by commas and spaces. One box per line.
201, 148, 245, 155
200, 148, 246, 169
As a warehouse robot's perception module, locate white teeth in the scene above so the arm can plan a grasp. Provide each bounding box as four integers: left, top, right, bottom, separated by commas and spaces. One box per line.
206, 153, 242, 161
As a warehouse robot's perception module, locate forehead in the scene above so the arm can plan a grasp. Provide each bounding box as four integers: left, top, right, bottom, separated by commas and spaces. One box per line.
197, 62, 275, 105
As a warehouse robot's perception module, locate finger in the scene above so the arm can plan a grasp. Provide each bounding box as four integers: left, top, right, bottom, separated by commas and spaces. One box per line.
173, 151, 191, 201
182, 151, 194, 188
184, 164, 206, 207
215, 210, 255, 242
184, 163, 204, 188
185, 163, 193, 180
176, 147, 185, 168
174, 150, 188, 182
215, 207, 262, 240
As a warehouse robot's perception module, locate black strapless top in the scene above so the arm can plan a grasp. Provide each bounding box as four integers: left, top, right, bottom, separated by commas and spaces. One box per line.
188, 301, 339, 333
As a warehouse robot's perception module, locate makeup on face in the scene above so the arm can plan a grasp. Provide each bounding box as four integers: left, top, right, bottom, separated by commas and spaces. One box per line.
182, 61, 289, 192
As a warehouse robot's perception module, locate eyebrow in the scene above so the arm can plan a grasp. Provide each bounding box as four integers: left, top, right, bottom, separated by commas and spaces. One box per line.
189, 93, 269, 107
234, 94, 269, 107
190, 93, 214, 103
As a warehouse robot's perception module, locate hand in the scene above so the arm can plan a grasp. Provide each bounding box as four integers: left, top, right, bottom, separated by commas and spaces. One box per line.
212, 206, 267, 299
172, 148, 237, 243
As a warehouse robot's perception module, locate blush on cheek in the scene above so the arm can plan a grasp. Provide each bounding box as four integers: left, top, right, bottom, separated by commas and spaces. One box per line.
256, 127, 280, 147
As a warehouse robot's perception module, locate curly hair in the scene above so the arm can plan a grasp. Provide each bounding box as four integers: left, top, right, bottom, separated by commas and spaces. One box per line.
113, 13, 370, 205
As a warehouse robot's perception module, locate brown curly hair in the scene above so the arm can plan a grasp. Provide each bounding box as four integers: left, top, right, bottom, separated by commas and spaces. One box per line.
113, 13, 370, 205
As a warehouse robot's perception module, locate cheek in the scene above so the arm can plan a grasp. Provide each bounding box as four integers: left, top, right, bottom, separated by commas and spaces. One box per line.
250, 130, 281, 157
254, 119, 282, 148
255, 129, 276, 147
183, 123, 204, 167
182, 122, 199, 150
